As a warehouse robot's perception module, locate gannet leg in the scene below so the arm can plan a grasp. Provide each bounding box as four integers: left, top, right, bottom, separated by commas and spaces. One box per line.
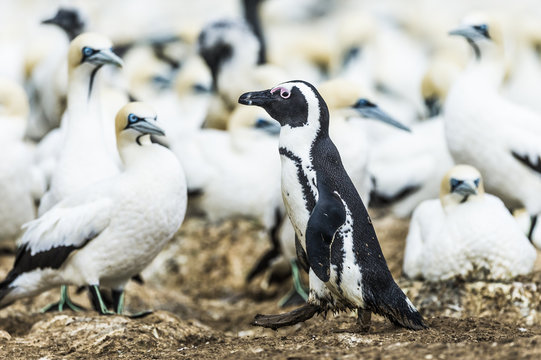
89, 285, 115, 315
40, 285, 85, 313
278, 259, 308, 308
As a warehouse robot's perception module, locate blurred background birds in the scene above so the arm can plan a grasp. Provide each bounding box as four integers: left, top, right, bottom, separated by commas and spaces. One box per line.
0, 0, 540, 314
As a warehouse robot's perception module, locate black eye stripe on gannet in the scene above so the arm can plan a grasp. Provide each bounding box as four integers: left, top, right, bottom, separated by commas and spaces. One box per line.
279, 146, 316, 211
87, 64, 103, 100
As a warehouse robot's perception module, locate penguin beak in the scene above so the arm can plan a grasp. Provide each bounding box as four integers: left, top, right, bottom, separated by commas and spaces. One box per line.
351, 100, 410, 132
238, 90, 273, 107
452, 180, 478, 196
128, 118, 166, 136
87, 49, 124, 67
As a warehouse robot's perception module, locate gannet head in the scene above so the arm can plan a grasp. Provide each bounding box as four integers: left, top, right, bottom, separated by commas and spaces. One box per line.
227, 105, 280, 136
318, 78, 410, 131
115, 102, 164, 145
440, 164, 484, 208
449, 13, 504, 61
0, 78, 29, 119
68, 32, 123, 72
421, 55, 463, 117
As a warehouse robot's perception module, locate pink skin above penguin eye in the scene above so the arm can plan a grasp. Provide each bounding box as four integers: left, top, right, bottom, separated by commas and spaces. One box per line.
270, 86, 290, 99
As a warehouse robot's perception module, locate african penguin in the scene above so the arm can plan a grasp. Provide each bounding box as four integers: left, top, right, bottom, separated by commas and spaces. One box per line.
239, 80, 427, 331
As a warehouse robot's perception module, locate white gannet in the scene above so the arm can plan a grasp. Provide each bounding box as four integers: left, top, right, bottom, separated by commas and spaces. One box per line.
445, 14, 541, 226
404, 165, 537, 281
0, 78, 45, 246
35, 33, 124, 312
0, 102, 187, 314
38, 32, 123, 215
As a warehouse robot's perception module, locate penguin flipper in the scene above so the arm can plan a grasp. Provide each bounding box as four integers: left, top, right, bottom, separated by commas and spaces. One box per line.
306, 191, 346, 282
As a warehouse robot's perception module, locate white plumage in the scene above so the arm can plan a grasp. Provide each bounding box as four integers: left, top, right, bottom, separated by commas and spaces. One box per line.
445, 15, 541, 216
38, 32, 123, 215
0, 102, 187, 310
403, 165, 537, 281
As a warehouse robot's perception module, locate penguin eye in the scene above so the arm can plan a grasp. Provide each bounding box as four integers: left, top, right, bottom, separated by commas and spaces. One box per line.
82, 46, 94, 57
474, 178, 480, 187
128, 113, 138, 123
270, 86, 291, 99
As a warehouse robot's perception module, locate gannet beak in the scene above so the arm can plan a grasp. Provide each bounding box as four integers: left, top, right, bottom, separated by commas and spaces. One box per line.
88, 48, 124, 67
452, 180, 478, 196
128, 118, 165, 136
238, 90, 273, 107
351, 99, 411, 132
255, 118, 281, 135
449, 24, 490, 41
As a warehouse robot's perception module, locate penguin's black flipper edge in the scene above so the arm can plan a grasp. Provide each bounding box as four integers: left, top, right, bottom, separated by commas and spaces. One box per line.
306, 190, 346, 283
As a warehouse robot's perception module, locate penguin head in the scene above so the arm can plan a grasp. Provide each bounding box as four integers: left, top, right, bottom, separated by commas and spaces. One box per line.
198, 19, 260, 91
440, 164, 484, 208
238, 80, 328, 129
449, 13, 504, 60
42, 7, 86, 40
115, 102, 164, 145
0, 78, 29, 119
68, 33, 123, 73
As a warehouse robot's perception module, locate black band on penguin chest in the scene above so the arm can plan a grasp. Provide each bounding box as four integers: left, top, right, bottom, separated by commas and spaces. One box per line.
279, 147, 316, 212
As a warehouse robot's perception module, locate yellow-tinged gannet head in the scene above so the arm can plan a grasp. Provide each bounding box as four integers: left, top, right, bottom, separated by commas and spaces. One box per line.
0, 78, 29, 119
115, 102, 164, 142
449, 13, 505, 61
68, 32, 123, 72
440, 164, 484, 208
319, 78, 410, 132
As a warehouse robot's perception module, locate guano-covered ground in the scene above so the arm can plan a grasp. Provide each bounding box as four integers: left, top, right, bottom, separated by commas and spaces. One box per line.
0, 214, 540, 359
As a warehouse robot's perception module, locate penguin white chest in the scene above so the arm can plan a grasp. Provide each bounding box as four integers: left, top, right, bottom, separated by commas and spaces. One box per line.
279, 153, 317, 250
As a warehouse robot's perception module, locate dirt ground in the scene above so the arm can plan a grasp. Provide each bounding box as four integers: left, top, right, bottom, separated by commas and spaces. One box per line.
0, 213, 540, 359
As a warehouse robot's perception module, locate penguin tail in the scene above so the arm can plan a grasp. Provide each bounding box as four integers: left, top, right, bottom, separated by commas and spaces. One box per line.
366, 282, 427, 330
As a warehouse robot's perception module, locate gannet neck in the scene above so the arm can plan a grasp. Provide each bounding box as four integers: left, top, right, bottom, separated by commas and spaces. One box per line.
64, 65, 109, 155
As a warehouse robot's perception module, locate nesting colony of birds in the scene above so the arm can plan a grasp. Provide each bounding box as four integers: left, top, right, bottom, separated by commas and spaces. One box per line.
0, 0, 541, 355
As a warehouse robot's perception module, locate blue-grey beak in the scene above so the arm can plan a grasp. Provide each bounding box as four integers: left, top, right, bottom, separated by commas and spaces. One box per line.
352, 99, 410, 132
451, 179, 478, 196
449, 24, 490, 41
255, 118, 280, 135
87, 48, 124, 67
128, 118, 165, 136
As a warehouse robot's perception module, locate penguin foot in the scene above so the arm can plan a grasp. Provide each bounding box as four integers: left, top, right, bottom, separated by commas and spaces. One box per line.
40, 286, 86, 313
252, 303, 320, 330
356, 309, 371, 333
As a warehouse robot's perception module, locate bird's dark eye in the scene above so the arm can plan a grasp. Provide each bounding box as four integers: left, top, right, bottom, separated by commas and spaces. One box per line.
82, 47, 94, 57
473, 24, 490, 38
356, 98, 375, 108
280, 90, 290, 99
474, 178, 480, 187
128, 113, 138, 123
450, 178, 463, 191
